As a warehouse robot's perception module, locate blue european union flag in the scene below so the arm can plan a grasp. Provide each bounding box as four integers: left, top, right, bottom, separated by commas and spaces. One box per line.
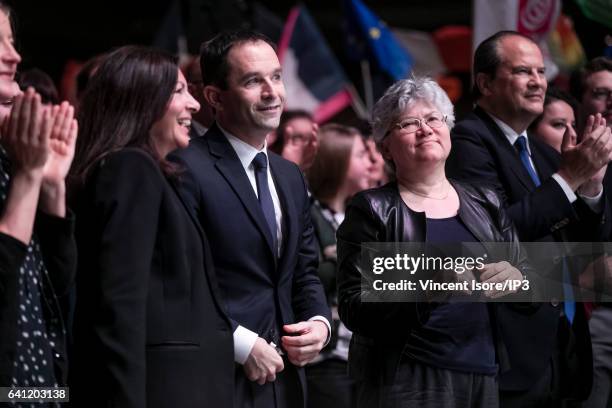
344, 0, 413, 80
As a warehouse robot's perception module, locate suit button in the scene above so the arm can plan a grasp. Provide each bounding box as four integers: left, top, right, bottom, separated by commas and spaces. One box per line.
551, 298, 560, 307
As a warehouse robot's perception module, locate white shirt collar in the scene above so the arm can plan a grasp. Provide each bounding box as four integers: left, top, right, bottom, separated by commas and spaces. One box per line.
488, 113, 532, 156
217, 124, 269, 171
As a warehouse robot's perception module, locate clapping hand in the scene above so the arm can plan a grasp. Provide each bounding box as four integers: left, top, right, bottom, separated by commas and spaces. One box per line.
1, 88, 51, 175
38, 100, 77, 217
41, 101, 77, 186
575, 114, 610, 196
559, 113, 611, 192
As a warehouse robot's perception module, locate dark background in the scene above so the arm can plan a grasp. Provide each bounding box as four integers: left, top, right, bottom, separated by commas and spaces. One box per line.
7, 0, 611, 120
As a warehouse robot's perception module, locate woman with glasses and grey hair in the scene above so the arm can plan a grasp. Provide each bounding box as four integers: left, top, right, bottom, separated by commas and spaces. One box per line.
336, 76, 532, 408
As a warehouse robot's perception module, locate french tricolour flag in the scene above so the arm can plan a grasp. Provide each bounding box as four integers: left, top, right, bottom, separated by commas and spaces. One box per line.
278, 5, 354, 122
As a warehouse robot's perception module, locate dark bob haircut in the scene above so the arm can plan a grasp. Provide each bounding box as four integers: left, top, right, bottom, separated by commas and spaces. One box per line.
72, 45, 178, 182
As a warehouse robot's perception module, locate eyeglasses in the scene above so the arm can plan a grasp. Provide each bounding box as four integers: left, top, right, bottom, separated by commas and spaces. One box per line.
591, 88, 612, 101
385, 112, 447, 137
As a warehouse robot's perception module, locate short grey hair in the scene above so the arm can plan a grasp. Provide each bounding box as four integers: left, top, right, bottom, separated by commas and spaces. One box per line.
371, 76, 455, 145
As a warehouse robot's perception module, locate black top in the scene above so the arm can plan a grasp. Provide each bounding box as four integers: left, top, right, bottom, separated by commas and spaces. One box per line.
70, 149, 234, 408
403, 215, 497, 375
337, 181, 533, 386
0, 146, 76, 397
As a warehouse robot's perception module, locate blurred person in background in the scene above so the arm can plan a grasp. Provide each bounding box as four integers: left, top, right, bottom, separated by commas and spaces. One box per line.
269, 109, 319, 172
529, 87, 579, 153
18, 68, 59, 105
74, 53, 105, 110
571, 57, 612, 130
183, 55, 215, 137
304, 123, 372, 408
571, 56, 612, 408
364, 136, 390, 187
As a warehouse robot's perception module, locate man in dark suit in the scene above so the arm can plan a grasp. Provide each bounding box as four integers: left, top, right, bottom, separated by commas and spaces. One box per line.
171, 30, 331, 408
446, 31, 612, 407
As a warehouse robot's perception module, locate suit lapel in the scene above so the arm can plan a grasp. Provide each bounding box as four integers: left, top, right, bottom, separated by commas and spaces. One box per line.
474, 107, 537, 191
206, 125, 276, 255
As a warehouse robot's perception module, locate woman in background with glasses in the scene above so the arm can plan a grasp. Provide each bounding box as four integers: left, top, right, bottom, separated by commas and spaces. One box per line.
336, 77, 532, 408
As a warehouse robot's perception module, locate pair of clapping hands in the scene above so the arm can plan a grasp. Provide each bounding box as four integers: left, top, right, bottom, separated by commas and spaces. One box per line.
559, 113, 611, 195
1, 88, 77, 216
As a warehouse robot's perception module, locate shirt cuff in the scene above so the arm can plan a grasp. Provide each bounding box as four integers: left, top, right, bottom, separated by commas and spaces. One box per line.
309, 315, 332, 346
578, 188, 604, 213
552, 173, 577, 204
233, 325, 259, 364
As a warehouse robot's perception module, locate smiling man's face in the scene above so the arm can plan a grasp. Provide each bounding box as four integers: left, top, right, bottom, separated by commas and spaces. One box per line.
215, 40, 286, 142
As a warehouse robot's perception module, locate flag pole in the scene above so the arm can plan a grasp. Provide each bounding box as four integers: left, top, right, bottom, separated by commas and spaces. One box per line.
348, 84, 369, 120
360, 59, 374, 119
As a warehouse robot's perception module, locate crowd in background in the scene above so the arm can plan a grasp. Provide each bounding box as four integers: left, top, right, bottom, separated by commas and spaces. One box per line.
1, 1, 612, 407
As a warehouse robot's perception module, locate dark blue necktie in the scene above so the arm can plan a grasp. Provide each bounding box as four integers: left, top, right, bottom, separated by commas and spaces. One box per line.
252, 152, 278, 253
515, 136, 541, 186
515, 135, 575, 323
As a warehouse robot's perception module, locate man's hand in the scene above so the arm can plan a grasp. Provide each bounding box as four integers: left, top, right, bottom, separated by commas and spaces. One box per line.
281, 320, 328, 367
479, 261, 523, 298
243, 337, 284, 385
558, 114, 612, 191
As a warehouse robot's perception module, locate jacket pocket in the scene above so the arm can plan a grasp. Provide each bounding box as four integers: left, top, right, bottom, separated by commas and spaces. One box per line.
147, 341, 200, 350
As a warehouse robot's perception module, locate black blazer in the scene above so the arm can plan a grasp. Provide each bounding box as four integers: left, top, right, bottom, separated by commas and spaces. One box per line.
446, 106, 603, 397
170, 125, 330, 381
70, 149, 233, 408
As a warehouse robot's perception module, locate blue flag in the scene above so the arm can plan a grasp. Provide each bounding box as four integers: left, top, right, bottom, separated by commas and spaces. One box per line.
344, 0, 413, 80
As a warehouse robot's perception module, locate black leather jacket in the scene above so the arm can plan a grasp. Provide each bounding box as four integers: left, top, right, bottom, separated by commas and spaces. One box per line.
337, 180, 532, 383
